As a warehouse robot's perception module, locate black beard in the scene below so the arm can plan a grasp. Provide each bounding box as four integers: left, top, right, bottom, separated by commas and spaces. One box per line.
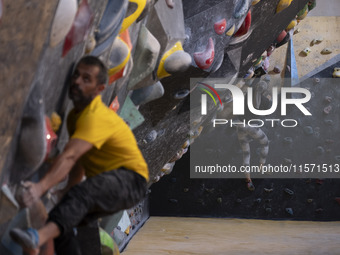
69, 85, 93, 109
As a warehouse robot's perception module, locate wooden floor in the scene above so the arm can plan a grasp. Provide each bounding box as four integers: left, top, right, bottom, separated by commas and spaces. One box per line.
122, 217, 340, 255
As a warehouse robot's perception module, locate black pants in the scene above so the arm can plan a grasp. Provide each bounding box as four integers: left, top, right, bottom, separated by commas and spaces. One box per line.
48, 168, 147, 254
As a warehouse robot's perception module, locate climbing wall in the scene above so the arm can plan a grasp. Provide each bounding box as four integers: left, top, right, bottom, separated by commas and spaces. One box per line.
269, 16, 340, 80
150, 55, 340, 220
0, 0, 327, 254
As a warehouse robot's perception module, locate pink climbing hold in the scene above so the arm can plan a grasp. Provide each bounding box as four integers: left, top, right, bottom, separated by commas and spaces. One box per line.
62, 0, 93, 56
234, 10, 251, 37
165, 0, 174, 9
276, 30, 287, 44
193, 38, 215, 70
324, 105, 332, 114
214, 19, 227, 35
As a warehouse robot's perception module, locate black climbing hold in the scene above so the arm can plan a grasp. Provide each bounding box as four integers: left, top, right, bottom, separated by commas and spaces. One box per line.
169, 199, 178, 203
316, 146, 325, 155
284, 137, 293, 144
174, 89, 190, 100
284, 188, 294, 195
285, 208, 293, 215
265, 208, 272, 213
303, 126, 313, 135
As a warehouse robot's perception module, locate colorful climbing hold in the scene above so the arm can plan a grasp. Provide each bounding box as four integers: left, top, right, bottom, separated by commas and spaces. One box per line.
276, 30, 287, 44
214, 19, 227, 35
226, 24, 235, 36
285, 208, 293, 215
252, 0, 261, 6
284, 188, 294, 195
276, 0, 292, 14
301, 47, 311, 56
107, 37, 131, 80
321, 48, 332, 55
174, 89, 190, 100
234, 0, 249, 19
193, 37, 215, 70
308, 0, 316, 11
157, 41, 190, 79
50, 112, 62, 133
50, 0, 78, 47
333, 67, 340, 78
44, 116, 58, 160
297, 4, 308, 21
286, 19, 297, 31
273, 66, 281, 73
109, 96, 120, 112
62, 0, 93, 57
266, 45, 275, 57
165, 0, 174, 9
120, 0, 147, 33
130, 81, 164, 106
323, 105, 332, 114
234, 10, 251, 37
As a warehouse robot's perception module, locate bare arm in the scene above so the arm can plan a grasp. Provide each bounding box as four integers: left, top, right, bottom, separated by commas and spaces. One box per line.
21, 139, 92, 206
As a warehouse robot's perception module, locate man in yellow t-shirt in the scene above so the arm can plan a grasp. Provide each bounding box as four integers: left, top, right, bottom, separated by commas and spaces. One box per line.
10, 56, 149, 255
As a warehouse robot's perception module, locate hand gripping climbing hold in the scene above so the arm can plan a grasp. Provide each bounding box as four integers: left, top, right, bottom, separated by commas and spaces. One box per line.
214, 19, 227, 35
157, 41, 191, 79
276, 0, 292, 14
50, 0, 77, 47
193, 37, 215, 70
62, 0, 93, 56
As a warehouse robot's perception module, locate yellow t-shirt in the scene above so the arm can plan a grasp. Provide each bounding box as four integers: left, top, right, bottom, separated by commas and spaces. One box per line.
67, 95, 149, 181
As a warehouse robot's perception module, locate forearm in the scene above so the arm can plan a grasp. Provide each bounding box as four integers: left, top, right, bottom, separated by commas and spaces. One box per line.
39, 153, 78, 196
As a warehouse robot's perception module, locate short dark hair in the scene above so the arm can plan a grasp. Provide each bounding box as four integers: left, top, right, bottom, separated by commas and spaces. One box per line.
77, 56, 108, 85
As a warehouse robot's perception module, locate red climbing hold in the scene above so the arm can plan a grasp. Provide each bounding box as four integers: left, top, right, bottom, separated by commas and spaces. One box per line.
214, 19, 227, 35
193, 38, 215, 70
276, 30, 287, 44
44, 116, 57, 160
62, 0, 93, 57
234, 10, 251, 37
335, 197, 340, 206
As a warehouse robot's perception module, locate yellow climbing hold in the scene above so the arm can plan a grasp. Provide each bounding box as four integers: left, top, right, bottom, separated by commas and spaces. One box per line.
120, 0, 147, 33
157, 41, 184, 79
301, 47, 311, 56
107, 37, 131, 77
226, 24, 235, 36
333, 68, 340, 78
252, 0, 261, 5
50, 112, 62, 133
286, 19, 297, 31
276, 0, 292, 13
